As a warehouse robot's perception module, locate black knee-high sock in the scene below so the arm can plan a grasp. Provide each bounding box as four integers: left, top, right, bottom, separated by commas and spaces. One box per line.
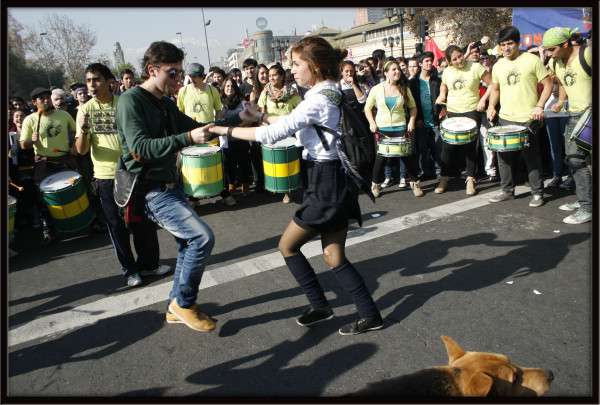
284, 253, 329, 309
332, 260, 379, 318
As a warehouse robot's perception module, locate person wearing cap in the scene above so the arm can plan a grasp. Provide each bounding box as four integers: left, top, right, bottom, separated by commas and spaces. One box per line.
73, 88, 90, 110
486, 26, 553, 209
543, 26, 592, 224
177, 62, 235, 207
177, 62, 222, 123
20, 87, 79, 245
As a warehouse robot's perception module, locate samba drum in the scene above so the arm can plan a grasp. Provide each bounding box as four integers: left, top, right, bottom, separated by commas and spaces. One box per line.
180, 145, 224, 197
570, 107, 592, 153
486, 125, 527, 152
262, 138, 301, 193
440, 117, 478, 145
39, 170, 93, 233
8, 195, 17, 244
377, 137, 412, 157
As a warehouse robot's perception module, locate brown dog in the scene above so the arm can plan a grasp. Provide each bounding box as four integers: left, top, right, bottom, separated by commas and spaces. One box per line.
349, 336, 554, 397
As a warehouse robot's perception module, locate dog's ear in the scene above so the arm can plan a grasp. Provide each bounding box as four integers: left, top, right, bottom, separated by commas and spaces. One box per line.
462, 371, 494, 397
441, 336, 466, 363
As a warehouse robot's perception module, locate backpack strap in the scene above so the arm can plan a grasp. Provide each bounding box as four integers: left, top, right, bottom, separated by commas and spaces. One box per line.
312, 125, 331, 151
579, 44, 591, 77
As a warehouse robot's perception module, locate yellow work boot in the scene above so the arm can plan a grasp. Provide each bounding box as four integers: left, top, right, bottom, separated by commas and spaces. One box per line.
242, 183, 251, 197
411, 180, 424, 197
466, 177, 476, 195
168, 298, 216, 332
228, 183, 237, 196
435, 176, 450, 194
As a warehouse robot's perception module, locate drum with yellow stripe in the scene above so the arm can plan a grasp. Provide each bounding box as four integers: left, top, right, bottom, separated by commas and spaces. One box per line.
39, 170, 93, 233
262, 138, 301, 193
180, 145, 224, 197
441, 117, 478, 145
8, 195, 17, 244
487, 125, 527, 152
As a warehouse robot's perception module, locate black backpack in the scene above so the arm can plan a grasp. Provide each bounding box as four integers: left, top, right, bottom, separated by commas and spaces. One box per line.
313, 89, 376, 187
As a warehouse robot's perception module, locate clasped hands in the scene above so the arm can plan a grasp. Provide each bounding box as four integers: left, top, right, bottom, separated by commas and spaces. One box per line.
188, 101, 260, 144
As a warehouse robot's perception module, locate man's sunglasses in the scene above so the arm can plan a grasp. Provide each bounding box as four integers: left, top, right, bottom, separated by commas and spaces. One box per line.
157, 67, 184, 79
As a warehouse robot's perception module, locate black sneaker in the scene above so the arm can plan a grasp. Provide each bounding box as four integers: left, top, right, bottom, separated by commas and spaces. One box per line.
339, 314, 383, 335
296, 306, 334, 326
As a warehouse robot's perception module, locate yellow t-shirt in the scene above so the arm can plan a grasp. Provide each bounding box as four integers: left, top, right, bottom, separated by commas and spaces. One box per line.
257, 89, 302, 116
75, 96, 122, 179
549, 46, 592, 113
442, 61, 487, 113
21, 110, 75, 157
177, 83, 222, 123
492, 51, 549, 122
365, 82, 416, 128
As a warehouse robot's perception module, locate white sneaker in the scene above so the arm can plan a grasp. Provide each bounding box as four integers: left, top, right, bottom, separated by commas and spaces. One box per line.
559, 201, 580, 211
381, 178, 394, 188
140, 264, 172, 277
398, 177, 407, 188
563, 210, 592, 224
127, 273, 142, 287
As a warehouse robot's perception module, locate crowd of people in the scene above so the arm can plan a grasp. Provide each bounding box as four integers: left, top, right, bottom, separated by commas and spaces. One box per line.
7, 25, 591, 335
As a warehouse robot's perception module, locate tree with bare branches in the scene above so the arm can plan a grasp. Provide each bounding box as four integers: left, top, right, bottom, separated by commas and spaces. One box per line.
408, 8, 513, 51
21, 13, 98, 86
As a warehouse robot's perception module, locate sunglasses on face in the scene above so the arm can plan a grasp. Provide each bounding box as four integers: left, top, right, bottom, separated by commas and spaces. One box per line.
157, 67, 184, 79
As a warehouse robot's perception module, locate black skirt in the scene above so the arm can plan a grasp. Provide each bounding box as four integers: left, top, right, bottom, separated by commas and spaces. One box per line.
293, 159, 362, 233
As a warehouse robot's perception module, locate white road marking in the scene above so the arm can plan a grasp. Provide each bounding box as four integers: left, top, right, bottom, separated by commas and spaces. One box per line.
8, 188, 529, 347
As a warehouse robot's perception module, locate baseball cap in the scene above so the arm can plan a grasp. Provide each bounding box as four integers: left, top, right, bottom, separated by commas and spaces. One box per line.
30, 87, 52, 100
186, 63, 205, 77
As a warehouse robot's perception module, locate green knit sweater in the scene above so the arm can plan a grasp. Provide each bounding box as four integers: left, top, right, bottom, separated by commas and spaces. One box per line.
116, 86, 241, 184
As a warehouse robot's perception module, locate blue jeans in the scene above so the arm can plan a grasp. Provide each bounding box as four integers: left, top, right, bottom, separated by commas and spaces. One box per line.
545, 116, 570, 176
564, 113, 592, 213
144, 185, 215, 308
98, 179, 159, 277
415, 125, 442, 175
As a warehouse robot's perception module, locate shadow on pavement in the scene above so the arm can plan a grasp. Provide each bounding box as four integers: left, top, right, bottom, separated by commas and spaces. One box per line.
8, 310, 161, 379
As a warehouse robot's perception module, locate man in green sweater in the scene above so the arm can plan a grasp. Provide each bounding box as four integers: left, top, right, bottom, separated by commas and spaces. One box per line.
116, 41, 253, 331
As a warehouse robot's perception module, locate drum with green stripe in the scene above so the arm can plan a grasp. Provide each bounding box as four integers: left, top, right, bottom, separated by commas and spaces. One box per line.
8, 195, 17, 244
180, 145, 224, 197
487, 125, 527, 152
262, 138, 301, 193
39, 170, 93, 233
440, 117, 478, 145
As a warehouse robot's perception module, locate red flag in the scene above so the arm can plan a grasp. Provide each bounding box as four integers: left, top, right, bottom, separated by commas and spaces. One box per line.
425, 38, 445, 67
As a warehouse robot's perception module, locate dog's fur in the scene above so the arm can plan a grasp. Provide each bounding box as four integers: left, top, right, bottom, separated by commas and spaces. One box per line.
349, 336, 554, 397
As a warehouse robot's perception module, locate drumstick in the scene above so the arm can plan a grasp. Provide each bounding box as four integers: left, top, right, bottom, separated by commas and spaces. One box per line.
52, 147, 70, 153
10, 182, 24, 192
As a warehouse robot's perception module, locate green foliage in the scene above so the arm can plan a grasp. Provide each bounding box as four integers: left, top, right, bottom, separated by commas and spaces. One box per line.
111, 62, 138, 80
8, 49, 64, 99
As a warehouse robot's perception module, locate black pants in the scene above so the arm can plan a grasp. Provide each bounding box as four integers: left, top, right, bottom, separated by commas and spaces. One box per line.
372, 129, 420, 184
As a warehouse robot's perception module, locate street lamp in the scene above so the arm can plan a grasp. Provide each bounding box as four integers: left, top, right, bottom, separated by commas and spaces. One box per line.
201, 9, 212, 67
383, 36, 398, 57
273, 38, 290, 63
385, 8, 415, 58
176, 32, 185, 67
40, 32, 52, 87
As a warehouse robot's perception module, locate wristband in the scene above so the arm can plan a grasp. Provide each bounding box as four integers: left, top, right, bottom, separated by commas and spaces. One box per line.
187, 130, 193, 145
227, 127, 234, 137
535, 105, 543, 109
254, 111, 261, 121
260, 113, 266, 123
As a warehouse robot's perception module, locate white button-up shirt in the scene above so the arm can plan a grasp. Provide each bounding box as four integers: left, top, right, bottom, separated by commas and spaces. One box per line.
255, 80, 341, 161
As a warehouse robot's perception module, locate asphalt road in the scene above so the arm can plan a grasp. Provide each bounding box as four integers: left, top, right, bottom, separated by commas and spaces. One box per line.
6, 174, 596, 400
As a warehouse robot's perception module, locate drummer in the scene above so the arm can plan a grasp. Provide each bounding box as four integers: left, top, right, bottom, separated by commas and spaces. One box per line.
75, 62, 172, 288
20, 87, 79, 245
365, 60, 422, 198
544, 27, 592, 224
435, 43, 492, 195
487, 26, 553, 208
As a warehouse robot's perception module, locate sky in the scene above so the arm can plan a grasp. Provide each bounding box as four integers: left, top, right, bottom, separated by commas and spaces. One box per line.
9, 7, 358, 70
